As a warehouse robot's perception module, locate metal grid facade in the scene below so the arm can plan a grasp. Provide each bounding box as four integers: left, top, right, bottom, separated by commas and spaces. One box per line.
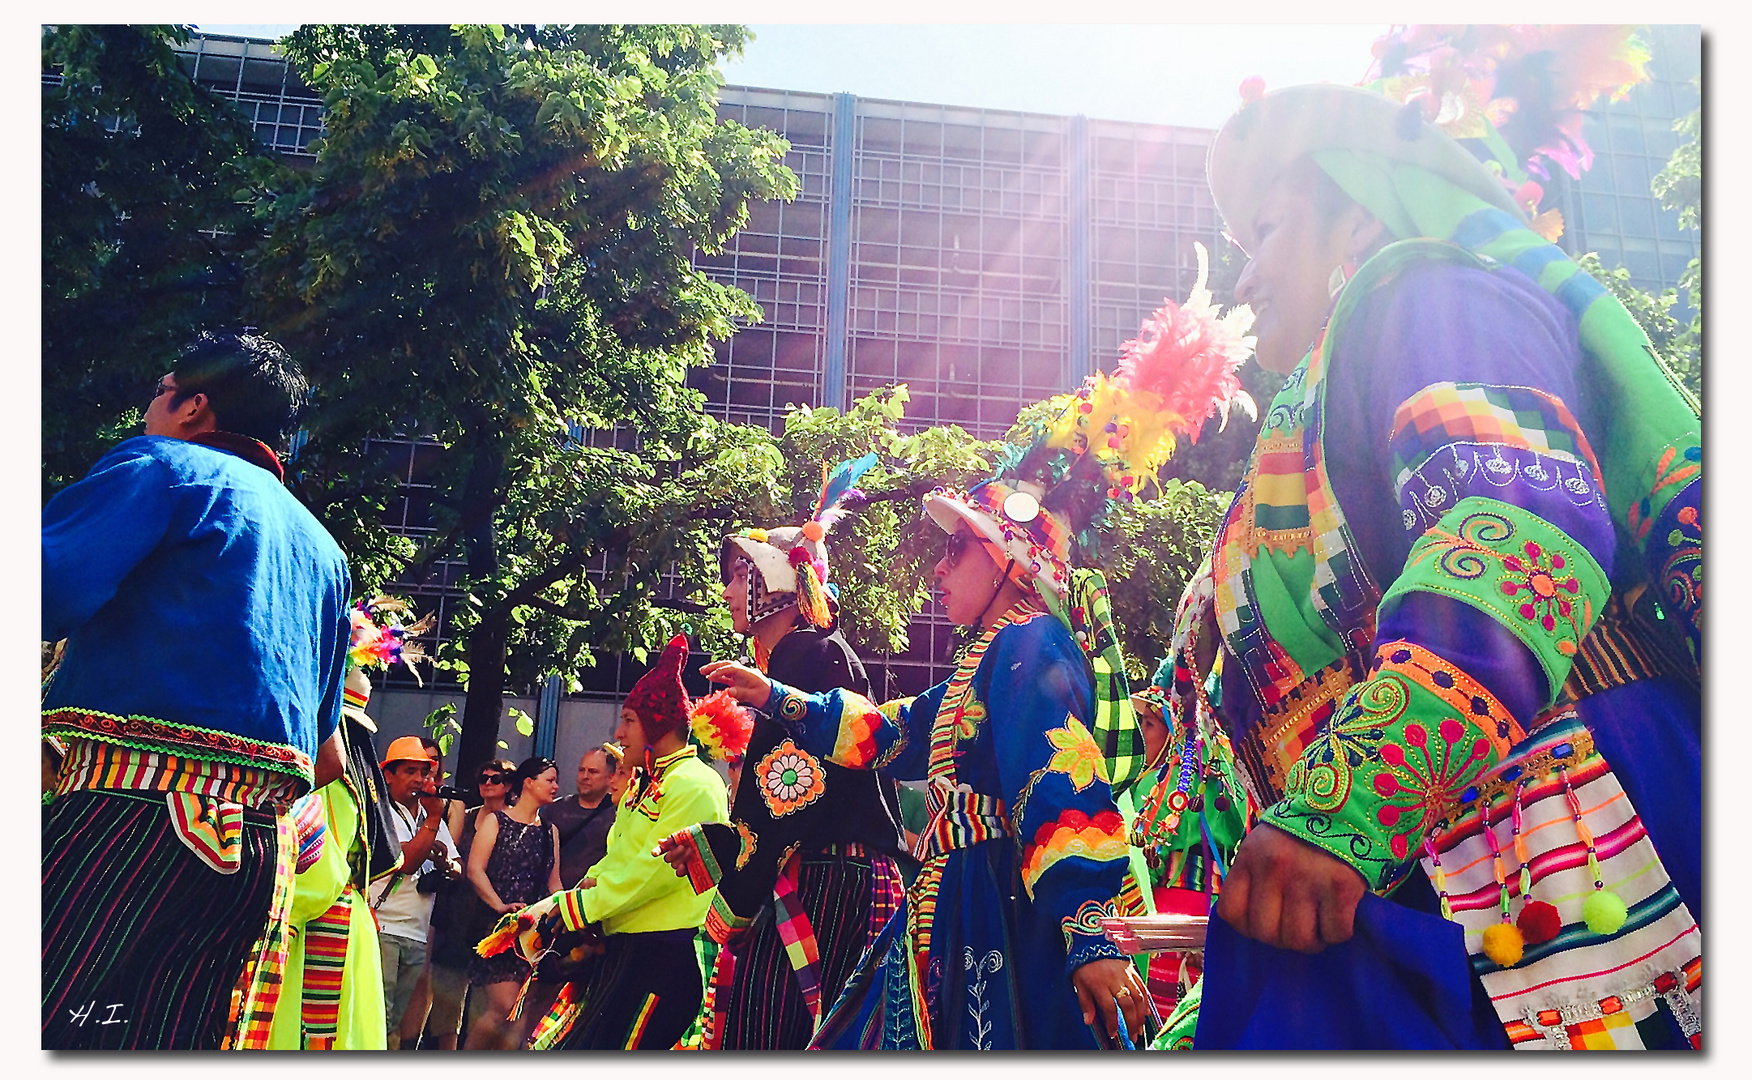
134, 32, 1700, 701
1562, 25, 1701, 309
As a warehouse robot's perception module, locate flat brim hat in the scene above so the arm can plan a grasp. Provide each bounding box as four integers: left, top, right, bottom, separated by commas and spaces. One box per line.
721, 526, 823, 599
341, 666, 378, 732
923, 478, 1074, 606
1208, 83, 1523, 252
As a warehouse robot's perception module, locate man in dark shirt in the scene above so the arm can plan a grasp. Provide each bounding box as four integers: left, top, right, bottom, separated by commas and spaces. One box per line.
541, 746, 617, 889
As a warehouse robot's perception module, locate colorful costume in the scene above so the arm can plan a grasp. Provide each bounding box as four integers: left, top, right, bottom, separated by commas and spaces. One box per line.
42, 431, 351, 1049
768, 603, 1144, 1050
483, 636, 731, 1050
798, 301, 1250, 1048
1188, 30, 1701, 1051
669, 458, 910, 1049
268, 598, 422, 1050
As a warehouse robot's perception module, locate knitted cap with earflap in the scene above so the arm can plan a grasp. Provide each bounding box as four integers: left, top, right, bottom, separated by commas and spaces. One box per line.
621, 634, 693, 740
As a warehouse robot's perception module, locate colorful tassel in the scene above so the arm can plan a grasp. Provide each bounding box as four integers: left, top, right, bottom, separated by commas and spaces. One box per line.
476, 910, 532, 958
791, 549, 832, 628
1560, 761, 1628, 937
690, 690, 756, 765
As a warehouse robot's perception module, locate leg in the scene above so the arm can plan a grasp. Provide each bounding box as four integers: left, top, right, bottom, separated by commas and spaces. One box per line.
426, 961, 468, 1051
398, 952, 432, 1048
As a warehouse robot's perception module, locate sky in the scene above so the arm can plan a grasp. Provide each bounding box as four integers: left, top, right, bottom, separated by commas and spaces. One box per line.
199, 23, 1388, 129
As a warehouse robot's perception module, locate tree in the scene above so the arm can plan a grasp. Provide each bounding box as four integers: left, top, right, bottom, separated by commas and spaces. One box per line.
41, 24, 285, 498
249, 24, 797, 776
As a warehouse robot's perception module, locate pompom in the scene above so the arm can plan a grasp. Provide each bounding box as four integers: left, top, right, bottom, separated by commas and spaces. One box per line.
1582, 889, 1628, 935
1481, 922, 1525, 967
787, 546, 812, 567
745, 528, 769, 542
1238, 75, 1266, 104
800, 520, 826, 542
689, 689, 756, 765
1516, 900, 1562, 944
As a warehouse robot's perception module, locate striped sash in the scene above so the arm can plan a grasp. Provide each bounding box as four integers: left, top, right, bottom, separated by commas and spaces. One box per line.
1421, 714, 1701, 1049
299, 888, 354, 1048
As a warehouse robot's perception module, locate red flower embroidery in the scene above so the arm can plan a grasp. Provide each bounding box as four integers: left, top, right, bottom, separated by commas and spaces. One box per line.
1372, 718, 1490, 860
1498, 540, 1581, 632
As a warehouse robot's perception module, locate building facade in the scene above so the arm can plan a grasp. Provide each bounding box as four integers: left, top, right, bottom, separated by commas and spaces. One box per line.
137, 30, 1701, 726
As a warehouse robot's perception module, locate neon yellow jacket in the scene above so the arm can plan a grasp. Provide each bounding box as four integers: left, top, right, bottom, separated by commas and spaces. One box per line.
564, 745, 729, 935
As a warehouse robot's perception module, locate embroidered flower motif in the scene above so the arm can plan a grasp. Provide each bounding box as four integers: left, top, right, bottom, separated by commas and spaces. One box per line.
1372, 717, 1491, 861
1403, 509, 1419, 532
1564, 476, 1591, 495
1044, 715, 1108, 792
1499, 539, 1582, 632
755, 739, 827, 817
1424, 486, 1448, 508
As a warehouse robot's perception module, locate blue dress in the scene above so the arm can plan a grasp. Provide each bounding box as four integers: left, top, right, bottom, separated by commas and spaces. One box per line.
758, 603, 1146, 1050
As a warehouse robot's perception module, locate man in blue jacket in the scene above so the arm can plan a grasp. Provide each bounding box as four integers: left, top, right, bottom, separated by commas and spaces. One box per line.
41, 330, 353, 1049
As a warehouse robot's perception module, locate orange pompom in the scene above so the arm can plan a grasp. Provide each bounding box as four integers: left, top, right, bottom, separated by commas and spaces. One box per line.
801, 520, 826, 542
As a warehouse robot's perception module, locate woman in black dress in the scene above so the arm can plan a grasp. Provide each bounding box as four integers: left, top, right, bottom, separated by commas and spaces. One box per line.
463, 756, 562, 1050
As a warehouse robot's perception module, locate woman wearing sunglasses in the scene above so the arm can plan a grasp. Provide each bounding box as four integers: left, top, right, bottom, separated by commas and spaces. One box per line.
423, 759, 516, 1050
464, 756, 563, 1049
698, 298, 1253, 1049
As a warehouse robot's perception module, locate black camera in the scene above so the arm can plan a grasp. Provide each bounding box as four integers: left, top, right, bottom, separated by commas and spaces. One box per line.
415, 866, 451, 895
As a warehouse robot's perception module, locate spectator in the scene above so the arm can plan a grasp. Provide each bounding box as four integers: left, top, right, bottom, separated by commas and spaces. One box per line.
368, 736, 459, 1049
464, 757, 563, 1050
42, 329, 351, 1050
397, 737, 460, 1048
425, 757, 517, 1050
542, 747, 618, 890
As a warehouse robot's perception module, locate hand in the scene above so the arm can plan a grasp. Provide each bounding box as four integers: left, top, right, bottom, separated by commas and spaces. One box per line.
699, 660, 773, 706
656, 832, 699, 879
500, 901, 528, 915
577, 876, 596, 890
417, 788, 442, 819
1215, 821, 1367, 954
1071, 957, 1149, 1048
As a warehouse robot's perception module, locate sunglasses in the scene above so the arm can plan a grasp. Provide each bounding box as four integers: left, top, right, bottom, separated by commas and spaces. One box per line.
152, 378, 177, 400
478, 773, 506, 786
942, 531, 978, 570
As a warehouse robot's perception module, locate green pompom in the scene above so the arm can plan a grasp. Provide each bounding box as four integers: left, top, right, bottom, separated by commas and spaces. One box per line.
1582, 889, 1629, 935
1481, 922, 1525, 967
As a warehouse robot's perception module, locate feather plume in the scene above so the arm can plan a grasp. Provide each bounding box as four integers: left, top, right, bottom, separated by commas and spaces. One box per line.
348, 595, 435, 685
810, 452, 878, 533
998, 241, 1254, 518
1369, 25, 1651, 182
689, 689, 756, 765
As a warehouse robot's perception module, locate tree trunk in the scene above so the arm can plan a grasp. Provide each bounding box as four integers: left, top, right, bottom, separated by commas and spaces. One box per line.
454, 428, 508, 784
458, 610, 510, 783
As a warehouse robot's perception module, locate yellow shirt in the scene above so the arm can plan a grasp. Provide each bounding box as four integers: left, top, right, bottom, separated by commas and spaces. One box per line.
580, 745, 729, 935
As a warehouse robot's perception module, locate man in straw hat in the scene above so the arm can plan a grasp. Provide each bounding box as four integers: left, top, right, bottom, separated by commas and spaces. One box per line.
1171, 26, 1700, 1050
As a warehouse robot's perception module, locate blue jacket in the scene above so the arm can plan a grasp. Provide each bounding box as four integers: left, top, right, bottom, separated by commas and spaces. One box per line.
42, 435, 351, 785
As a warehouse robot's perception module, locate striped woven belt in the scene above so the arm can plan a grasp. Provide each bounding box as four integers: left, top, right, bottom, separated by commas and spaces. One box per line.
912, 781, 1010, 861
54, 736, 303, 810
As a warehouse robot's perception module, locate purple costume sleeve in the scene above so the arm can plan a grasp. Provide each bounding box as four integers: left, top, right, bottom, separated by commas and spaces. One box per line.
1267, 260, 1619, 888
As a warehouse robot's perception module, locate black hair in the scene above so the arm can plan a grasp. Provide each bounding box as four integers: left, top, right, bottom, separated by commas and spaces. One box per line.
171, 329, 307, 450
512, 756, 559, 795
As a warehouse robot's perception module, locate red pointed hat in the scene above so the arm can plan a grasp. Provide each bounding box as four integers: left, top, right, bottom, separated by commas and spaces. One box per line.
623, 634, 692, 739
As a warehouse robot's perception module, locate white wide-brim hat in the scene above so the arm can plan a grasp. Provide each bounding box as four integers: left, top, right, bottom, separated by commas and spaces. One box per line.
1208, 83, 1524, 252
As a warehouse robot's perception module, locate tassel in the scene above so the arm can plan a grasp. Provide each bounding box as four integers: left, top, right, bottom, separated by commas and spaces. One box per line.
792, 553, 831, 628
1560, 761, 1628, 936
476, 910, 532, 958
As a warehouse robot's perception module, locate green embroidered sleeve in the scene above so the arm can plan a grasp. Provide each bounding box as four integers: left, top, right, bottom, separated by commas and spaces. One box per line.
1266, 498, 1610, 890
1380, 497, 1610, 706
